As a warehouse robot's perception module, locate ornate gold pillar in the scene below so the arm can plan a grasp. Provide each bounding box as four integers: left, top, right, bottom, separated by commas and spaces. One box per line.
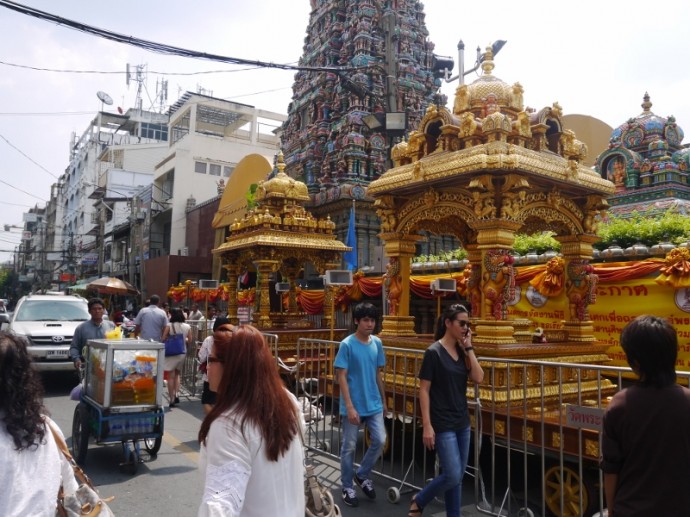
224, 260, 240, 326
473, 221, 520, 345
379, 233, 421, 336
253, 259, 278, 329
556, 235, 598, 342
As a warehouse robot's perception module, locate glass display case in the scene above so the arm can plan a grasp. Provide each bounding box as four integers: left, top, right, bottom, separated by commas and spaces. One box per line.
84, 339, 164, 411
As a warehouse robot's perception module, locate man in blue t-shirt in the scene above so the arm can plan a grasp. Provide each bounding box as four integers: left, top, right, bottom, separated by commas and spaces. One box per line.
334, 302, 387, 508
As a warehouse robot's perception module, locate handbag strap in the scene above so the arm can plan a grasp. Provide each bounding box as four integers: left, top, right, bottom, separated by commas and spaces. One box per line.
46, 418, 92, 488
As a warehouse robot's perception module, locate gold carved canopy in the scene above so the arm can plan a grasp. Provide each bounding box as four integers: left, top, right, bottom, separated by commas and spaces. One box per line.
368, 47, 615, 344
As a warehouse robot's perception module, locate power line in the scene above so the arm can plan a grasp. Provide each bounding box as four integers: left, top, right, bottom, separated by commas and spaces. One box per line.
0, 133, 60, 179
0, 178, 48, 202
0, 58, 279, 76
0, 1, 365, 74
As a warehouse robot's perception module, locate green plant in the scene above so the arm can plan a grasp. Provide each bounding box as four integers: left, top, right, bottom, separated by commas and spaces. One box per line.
595, 211, 690, 250
512, 232, 560, 255
246, 184, 258, 210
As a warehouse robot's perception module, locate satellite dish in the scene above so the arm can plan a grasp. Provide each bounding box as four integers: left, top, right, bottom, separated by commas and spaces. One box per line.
96, 91, 113, 106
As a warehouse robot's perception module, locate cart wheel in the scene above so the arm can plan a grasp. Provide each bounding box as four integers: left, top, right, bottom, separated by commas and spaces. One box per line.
144, 436, 162, 456
319, 439, 330, 453
517, 508, 535, 517
544, 465, 590, 517
71, 403, 90, 465
386, 486, 400, 504
121, 442, 140, 475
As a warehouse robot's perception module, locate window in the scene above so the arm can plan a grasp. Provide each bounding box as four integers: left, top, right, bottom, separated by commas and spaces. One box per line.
194, 161, 207, 174
223, 165, 235, 178
209, 164, 221, 176
141, 123, 169, 142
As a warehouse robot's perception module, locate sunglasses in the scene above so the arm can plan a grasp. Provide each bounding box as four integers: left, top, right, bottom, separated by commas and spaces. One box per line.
454, 319, 471, 328
207, 356, 223, 364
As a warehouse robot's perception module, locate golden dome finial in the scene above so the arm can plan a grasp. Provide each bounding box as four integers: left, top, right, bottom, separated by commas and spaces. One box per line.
481, 46, 495, 75
276, 150, 286, 174
641, 92, 652, 113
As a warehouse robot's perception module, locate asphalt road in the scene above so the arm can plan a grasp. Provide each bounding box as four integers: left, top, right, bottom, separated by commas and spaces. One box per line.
41, 371, 488, 517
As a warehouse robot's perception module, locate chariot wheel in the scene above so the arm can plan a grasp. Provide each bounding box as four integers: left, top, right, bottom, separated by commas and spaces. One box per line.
544, 465, 590, 517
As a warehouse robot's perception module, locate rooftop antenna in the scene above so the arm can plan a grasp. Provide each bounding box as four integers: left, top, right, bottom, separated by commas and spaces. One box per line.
126, 63, 146, 111
96, 91, 113, 110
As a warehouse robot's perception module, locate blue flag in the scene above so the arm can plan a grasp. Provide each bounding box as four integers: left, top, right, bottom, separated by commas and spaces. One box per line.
344, 205, 357, 271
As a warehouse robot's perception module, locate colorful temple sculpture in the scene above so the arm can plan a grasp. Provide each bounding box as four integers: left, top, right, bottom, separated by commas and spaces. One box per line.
212, 152, 350, 331
368, 46, 616, 354
280, 0, 443, 269
596, 92, 690, 217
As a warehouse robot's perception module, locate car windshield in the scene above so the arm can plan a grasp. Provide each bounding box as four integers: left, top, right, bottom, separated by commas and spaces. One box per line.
15, 300, 90, 322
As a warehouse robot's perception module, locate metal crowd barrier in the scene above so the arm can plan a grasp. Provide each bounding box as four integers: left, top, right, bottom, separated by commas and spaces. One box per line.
180, 319, 210, 397
276, 339, 690, 517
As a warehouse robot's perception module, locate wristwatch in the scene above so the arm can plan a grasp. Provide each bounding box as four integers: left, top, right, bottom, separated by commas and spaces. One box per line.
464, 346, 474, 353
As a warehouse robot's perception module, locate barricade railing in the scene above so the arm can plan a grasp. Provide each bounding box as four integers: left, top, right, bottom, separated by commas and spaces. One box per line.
473, 358, 690, 517
268, 337, 690, 516
180, 319, 210, 397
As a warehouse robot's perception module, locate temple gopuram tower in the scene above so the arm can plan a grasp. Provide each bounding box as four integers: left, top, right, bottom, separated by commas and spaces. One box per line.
595, 93, 690, 217
281, 0, 442, 270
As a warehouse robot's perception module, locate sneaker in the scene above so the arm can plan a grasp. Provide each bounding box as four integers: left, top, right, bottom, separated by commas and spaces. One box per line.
354, 475, 376, 499
342, 488, 359, 507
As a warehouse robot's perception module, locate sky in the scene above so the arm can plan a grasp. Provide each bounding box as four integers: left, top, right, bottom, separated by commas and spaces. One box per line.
1, 0, 690, 264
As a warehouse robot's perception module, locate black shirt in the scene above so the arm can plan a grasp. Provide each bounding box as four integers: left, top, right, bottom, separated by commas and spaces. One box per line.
418, 340, 470, 433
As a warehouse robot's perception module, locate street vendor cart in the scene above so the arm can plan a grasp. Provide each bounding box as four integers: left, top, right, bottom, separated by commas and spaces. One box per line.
71, 339, 165, 474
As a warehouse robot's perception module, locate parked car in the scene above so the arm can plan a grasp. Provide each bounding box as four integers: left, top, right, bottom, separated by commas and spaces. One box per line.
0, 301, 9, 327
7, 293, 90, 371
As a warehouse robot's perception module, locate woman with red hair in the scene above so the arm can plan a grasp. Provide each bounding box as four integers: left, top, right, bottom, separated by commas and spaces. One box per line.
197, 324, 305, 516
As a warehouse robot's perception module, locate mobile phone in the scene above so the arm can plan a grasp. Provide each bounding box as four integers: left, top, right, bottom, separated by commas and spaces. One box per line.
464, 328, 470, 337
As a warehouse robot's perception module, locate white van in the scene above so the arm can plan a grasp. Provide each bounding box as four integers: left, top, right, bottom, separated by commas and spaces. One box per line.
8, 293, 90, 371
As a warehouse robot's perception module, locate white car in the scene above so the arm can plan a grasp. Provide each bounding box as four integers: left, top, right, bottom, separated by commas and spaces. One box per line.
8, 293, 90, 371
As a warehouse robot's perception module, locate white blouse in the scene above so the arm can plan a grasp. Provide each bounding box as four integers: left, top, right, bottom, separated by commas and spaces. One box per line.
198, 392, 305, 517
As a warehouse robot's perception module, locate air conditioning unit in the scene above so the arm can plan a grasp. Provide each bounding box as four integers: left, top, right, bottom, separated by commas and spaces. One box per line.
180, 247, 189, 256
198, 279, 219, 289
275, 282, 290, 292
430, 278, 457, 292
325, 270, 353, 286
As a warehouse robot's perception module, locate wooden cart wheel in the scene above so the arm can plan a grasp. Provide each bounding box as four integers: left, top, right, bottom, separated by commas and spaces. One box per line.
71, 402, 90, 465
544, 465, 589, 517
144, 436, 162, 456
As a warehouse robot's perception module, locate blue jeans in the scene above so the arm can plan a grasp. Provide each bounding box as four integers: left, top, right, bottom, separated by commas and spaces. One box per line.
415, 426, 471, 517
340, 412, 386, 489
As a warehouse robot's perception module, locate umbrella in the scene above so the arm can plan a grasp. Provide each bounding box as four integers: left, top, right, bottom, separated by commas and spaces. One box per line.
86, 277, 139, 295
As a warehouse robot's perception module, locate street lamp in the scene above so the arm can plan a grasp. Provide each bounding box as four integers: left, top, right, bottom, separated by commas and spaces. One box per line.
445, 39, 507, 85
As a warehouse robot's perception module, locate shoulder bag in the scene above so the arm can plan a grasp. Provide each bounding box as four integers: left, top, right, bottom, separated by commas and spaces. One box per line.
47, 420, 115, 517
164, 323, 186, 356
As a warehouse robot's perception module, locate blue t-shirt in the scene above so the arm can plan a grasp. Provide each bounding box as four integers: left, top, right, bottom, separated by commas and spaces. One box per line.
334, 333, 385, 417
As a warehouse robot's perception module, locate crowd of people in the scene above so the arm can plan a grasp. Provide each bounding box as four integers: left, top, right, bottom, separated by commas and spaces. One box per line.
5, 295, 690, 515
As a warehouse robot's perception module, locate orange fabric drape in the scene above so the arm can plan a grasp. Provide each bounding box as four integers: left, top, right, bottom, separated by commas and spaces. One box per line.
529, 257, 565, 298
296, 288, 325, 314
656, 248, 690, 288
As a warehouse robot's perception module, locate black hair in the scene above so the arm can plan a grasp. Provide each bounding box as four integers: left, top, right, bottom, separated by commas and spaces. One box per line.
87, 297, 106, 310
169, 307, 186, 323
0, 332, 47, 450
352, 302, 378, 323
621, 315, 677, 388
149, 294, 160, 305
212, 316, 231, 332
434, 303, 469, 341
